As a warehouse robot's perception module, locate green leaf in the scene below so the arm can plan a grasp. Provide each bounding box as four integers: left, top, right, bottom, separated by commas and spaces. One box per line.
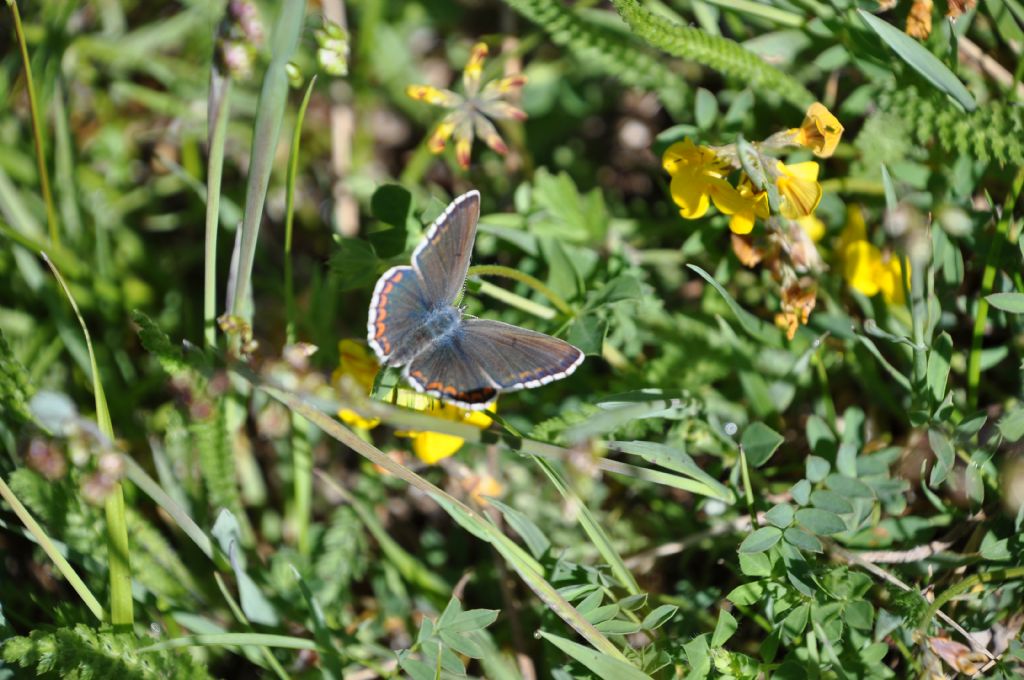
0, 329, 32, 426
688, 264, 782, 345
805, 455, 831, 482
790, 479, 812, 505
711, 609, 737, 648
683, 634, 711, 678
486, 498, 551, 559
810, 490, 854, 515
536, 631, 652, 680
927, 332, 954, 403
566, 313, 606, 355
824, 474, 874, 499
927, 429, 955, 486
986, 292, 1024, 313
132, 311, 191, 377
211, 510, 279, 626
782, 603, 810, 637
727, 581, 765, 606
795, 508, 846, 535
739, 552, 772, 577
370, 183, 412, 229
609, 441, 735, 502
642, 604, 678, 631
329, 238, 380, 292
739, 526, 783, 553
742, 422, 785, 468
765, 503, 795, 528
844, 600, 874, 630
857, 10, 976, 111
783, 527, 823, 553
695, 87, 717, 129
998, 409, 1024, 442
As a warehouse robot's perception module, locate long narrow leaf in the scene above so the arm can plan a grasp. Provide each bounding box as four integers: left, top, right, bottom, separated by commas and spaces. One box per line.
249, 378, 631, 663
43, 253, 133, 629
858, 10, 976, 112
229, 0, 308, 318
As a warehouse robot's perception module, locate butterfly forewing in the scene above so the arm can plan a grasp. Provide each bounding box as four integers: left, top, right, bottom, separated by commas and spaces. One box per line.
403, 338, 499, 409
459, 318, 584, 390
412, 190, 480, 306
367, 265, 430, 366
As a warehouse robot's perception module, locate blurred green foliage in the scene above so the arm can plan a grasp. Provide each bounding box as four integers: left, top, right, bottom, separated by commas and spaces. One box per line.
2, 0, 1024, 678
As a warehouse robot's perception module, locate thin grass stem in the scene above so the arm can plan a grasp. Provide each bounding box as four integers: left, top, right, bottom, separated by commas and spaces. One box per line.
468, 264, 573, 316
42, 252, 133, 630
0, 475, 104, 622
7, 0, 59, 246
204, 72, 232, 348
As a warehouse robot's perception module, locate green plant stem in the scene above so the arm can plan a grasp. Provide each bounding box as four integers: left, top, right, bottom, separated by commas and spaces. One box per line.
919, 566, 1024, 632
204, 72, 232, 348
282, 76, 317, 555
43, 253, 133, 630
8, 0, 59, 246
471, 280, 556, 320
0, 475, 105, 622
967, 167, 1024, 408
284, 76, 317, 346
467, 264, 573, 316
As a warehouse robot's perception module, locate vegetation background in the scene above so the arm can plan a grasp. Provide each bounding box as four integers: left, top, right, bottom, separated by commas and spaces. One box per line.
1, 0, 1023, 678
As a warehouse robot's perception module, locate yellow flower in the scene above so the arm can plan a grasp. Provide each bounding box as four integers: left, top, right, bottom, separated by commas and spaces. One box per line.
710, 181, 769, 235
663, 139, 731, 220
776, 161, 822, 219
406, 42, 526, 169
790, 102, 844, 158
332, 340, 381, 430
796, 214, 826, 242
396, 396, 496, 465
838, 207, 908, 305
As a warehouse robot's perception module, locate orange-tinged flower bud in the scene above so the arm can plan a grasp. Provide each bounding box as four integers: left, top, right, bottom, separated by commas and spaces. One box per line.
791, 102, 844, 158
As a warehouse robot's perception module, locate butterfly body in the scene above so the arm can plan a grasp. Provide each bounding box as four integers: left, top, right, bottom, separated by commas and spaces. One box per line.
367, 190, 584, 410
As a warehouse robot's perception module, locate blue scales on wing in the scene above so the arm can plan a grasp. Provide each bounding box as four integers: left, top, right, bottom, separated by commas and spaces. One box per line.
412, 190, 480, 306
402, 334, 499, 409
458, 318, 585, 391
366, 265, 430, 366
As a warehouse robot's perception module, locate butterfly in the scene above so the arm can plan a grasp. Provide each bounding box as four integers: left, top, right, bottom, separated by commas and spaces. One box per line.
367, 190, 584, 410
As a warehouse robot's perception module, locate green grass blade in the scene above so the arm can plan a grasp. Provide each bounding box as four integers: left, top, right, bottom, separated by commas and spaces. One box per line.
204, 72, 232, 348
858, 10, 976, 112
0, 475, 104, 622
7, 0, 59, 245
285, 75, 317, 346
42, 253, 133, 630
249, 378, 631, 662
229, 0, 308, 319
138, 633, 320, 653
530, 455, 642, 596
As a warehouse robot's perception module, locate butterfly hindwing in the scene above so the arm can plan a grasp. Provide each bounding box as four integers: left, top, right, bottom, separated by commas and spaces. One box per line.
367, 265, 430, 366
459, 318, 584, 391
412, 190, 480, 306
403, 336, 499, 409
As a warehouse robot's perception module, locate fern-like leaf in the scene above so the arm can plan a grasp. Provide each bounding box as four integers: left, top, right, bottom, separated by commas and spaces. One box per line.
609, 0, 814, 110
881, 87, 1024, 166
2, 624, 212, 679
192, 397, 246, 527
501, 0, 687, 112
0, 328, 33, 427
